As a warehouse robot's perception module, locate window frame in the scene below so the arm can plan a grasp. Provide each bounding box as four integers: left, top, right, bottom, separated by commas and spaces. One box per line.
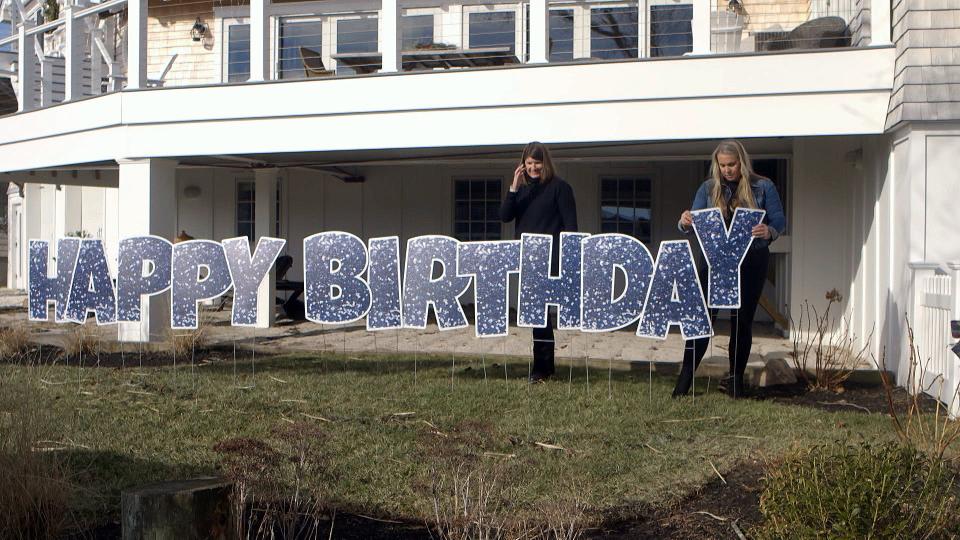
462, 3, 524, 55
451, 176, 505, 242
596, 170, 658, 245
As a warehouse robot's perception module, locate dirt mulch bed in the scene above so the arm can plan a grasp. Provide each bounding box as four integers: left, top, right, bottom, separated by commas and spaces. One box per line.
753, 381, 941, 415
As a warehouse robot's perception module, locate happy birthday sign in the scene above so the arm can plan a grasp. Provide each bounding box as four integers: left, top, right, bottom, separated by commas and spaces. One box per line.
27, 208, 765, 338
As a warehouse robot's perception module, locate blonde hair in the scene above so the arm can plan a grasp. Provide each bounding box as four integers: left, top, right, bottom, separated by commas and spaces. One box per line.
519, 142, 556, 185
709, 140, 757, 219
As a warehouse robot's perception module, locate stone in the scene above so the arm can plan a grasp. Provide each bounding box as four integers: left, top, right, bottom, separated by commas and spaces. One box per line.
759, 355, 798, 387
121, 477, 232, 540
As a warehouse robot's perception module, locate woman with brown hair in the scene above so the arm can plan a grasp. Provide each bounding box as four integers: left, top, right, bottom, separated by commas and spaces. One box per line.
500, 142, 578, 382
673, 140, 786, 398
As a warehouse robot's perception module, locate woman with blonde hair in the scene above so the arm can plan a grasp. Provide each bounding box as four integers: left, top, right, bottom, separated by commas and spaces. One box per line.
500, 141, 578, 382
673, 140, 786, 398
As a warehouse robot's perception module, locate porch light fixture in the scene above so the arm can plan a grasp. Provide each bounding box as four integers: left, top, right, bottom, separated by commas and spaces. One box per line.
190, 18, 207, 42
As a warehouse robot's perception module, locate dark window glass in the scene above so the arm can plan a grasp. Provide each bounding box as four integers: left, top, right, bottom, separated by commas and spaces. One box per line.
650, 4, 692, 57
279, 19, 323, 80
453, 178, 502, 241
0, 21, 11, 52
549, 9, 574, 61
591, 7, 638, 59
402, 14, 434, 50
469, 11, 515, 51
337, 17, 378, 75
227, 24, 250, 82
599, 176, 652, 242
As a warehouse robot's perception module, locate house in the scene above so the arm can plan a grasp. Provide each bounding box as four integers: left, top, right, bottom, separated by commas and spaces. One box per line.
0, 0, 957, 393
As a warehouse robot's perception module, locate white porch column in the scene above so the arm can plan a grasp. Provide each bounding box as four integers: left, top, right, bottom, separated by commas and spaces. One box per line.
637, 0, 647, 58
16, 23, 34, 112
22, 183, 42, 252
63, 4, 82, 101
117, 158, 177, 342
127, 0, 148, 89
949, 262, 960, 321
254, 169, 277, 328
249, 0, 270, 81
380, 0, 401, 73
528, 0, 549, 64
691, 0, 711, 54
6, 183, 22, 289
870, 0, 891, 46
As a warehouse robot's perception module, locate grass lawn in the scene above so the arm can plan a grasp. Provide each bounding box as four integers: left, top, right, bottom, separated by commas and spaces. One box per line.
0, 350, 899, 533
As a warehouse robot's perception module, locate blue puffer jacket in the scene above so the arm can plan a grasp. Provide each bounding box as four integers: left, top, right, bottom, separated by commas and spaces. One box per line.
679, 176, 786, 251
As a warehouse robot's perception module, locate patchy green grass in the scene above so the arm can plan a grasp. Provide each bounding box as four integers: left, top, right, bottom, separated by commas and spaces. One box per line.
0, 351, 897, 528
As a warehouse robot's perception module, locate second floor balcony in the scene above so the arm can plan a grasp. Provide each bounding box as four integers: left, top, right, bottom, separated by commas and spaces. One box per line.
0, 0, 887, 114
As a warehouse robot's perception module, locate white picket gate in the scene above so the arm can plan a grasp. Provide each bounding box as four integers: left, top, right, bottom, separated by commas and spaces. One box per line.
911, 263, 960, 415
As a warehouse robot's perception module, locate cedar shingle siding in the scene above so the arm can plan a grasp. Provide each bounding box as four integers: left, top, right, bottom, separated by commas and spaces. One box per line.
887, 0, 960, 128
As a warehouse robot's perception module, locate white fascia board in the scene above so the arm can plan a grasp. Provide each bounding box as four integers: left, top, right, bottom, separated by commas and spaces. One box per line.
0, 48, 895, 173
119, 48, 894, 125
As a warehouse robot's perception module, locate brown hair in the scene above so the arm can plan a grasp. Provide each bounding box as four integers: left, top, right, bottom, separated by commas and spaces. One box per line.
519, 141, 556, 184
709, 139, 757, 219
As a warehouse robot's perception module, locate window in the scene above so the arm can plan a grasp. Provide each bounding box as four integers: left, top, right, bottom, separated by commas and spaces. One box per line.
0, 21, 10, 52
227, 24, 250, 82
236, 180, 283, 240
278, 18, 323, 80
236, 181, 255, 240
591, 6, 638, 59
454, 178, 502, 241
650, 4, 692, 57
549, 9, 575, 61
600, 176, 652, 242
336, 17, 378, 75
401, 14, 434, 50
468, 11, 515, 52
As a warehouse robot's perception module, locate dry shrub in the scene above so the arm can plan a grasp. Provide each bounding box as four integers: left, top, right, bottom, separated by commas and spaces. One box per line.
0, 325, 32, 361
0, 395, 77, 538
213, 421, 328, 539
536, 497, 589, 540
875, 317, 960, 461
790, 289, 873, 392
169, 326, 207, 360
61, 325, 98, 360
428, 460, 512, 540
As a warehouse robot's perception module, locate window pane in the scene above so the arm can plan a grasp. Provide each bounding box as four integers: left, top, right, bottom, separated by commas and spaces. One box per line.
486, 201, 499, 221
238, 203, 253, 222
650, 4, 693, 57
402, 14, 434, 50
279, 19, 323, 80
237, 222, 253, 241
0, 21, 10, 52
591, 7, 638, 59
469, 11, 515, 51
454, 178, 503, 241
455, 180, 469, 199
600, 177, 652, 242
455, 201, 469, 221
337, 17, 378, 75
486, 179, 500, 199
237, 182, 255, 201
549, 9, 574, 62
228, 24, 251, 82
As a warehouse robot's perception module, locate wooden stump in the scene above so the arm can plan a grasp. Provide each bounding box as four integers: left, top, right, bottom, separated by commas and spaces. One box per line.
121, 477, 232, 540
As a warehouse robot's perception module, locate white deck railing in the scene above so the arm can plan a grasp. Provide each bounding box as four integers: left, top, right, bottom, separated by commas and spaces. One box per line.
911, 262, 960, 416
0, 0, 891, 114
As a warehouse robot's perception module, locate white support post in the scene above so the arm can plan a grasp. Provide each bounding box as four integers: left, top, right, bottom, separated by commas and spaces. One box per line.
528, 0, 548, 64
117, 158, 178, 343
249, 0, 269, 81
63, 4, 82, 101
870, 0, 891, 45
949, 262, 960, 321
126, 0, 147, 89
254, 169, 277, 328
16, 23, 33, 112
636, 0, 647, 58
380, 0, 400, 72
691, 0, 711, 54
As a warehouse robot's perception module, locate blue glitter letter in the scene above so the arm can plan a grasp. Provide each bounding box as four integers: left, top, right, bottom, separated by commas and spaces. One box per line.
223, 236, 287, 326
28, 238, 81, 322
64, 239, 117, 324
116, 235, 173, 323
303, 232, 371, 324
581, 234, 655, 332
171, 240, 233, 329
367, 236, 403, 331
691, 208, 765, 308
518, 232, 588, 330
637, 241, 712, 340
402, 235, 471, 330
457, 240, 521, 337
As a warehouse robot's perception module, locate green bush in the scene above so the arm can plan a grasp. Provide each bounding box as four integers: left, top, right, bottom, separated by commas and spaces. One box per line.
755, 443, 960, 540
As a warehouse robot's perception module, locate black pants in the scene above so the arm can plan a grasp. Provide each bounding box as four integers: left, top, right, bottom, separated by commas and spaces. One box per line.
673, 247, 770, 397
532, 313, 556, 376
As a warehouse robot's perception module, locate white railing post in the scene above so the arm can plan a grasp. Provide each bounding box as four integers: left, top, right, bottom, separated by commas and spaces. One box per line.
528, 0, 548, 64
380, 0, 400, 72
870, 0, 891, 45
691, 0, 711, 54
127, 0, 147, 89
16, 22, 33, 111
249, 0, 269, 81
636, 0, 647, 58
909, 261, 941, 393
64, 3, 82, 101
